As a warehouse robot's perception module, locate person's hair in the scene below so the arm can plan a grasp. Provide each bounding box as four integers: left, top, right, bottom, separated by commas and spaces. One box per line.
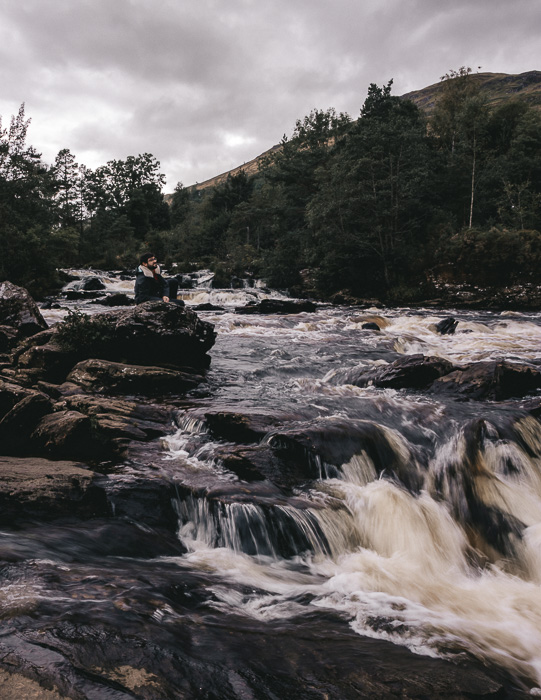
139, 252, 155, 265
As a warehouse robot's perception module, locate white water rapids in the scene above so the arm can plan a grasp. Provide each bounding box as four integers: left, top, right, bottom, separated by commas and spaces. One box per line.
166, 305, 541, 690
42, 271, 541, 692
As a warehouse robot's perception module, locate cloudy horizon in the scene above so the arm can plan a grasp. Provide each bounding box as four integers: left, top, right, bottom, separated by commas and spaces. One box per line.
0, 0, 539, 192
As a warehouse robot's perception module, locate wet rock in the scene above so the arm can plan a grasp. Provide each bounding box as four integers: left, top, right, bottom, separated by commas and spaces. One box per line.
0, 281, 48, 338
362, 322, 381, 331
15, 339, 79, 384
0, 323, 19, 352
81, 276, 106, 291
63, 290, 105, 300
235, 299, 317, 314
0, 587, 522, 700
67, 358, 204, 395
89, 301, 216, 368
31, 410, 95, 460
193, 303, 225, 311
62, 394, 173, 427
106, 474, 179, 529
186, 406, 315, 443
431, 360, 541, 400
0, 378, 38, 419
90, 293, 135, 306
214, 444, 283, 483
351, 314, 390, 329
267, 416, 424, 492
435, 316, 458, 335
348, 354, 456, 390
0, 392, 54, 453
60, 394, 173, 444
173, 273, 194, 289
0, 456, 109, 523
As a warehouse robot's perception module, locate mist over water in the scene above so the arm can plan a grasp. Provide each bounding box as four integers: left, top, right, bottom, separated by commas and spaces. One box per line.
33, 274, 541, 692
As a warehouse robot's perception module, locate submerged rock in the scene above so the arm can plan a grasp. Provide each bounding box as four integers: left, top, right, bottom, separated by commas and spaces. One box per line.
235, 299, 317, 314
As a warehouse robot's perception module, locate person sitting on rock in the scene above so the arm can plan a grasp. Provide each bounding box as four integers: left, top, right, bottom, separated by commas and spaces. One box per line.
134, 253, 183, 305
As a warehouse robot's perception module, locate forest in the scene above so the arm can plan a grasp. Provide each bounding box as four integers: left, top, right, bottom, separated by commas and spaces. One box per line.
2, 68, 541, 301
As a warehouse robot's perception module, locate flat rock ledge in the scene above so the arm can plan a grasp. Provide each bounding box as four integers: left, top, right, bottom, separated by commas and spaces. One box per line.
0, 456, 108, 523
0, 455, 181, 529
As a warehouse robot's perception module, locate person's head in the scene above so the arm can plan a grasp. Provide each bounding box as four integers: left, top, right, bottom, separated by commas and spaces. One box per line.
140, 252, 158, 270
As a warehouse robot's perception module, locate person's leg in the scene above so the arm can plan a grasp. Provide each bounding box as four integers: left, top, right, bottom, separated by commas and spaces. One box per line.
167, 278, 179, 299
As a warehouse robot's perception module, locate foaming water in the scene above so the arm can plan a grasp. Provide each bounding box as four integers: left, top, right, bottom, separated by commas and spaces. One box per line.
31, 280, 541, 689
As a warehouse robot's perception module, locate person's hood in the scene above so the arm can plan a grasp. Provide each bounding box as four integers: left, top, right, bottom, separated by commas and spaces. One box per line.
137, 264, 161, 277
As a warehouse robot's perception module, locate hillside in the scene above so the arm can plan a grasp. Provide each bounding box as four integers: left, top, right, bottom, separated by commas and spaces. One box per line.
402, 70, 541, 115
177, 71, 541, 195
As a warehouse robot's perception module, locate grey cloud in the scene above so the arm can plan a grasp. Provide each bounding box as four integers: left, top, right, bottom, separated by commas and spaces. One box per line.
0, 0, 539, 189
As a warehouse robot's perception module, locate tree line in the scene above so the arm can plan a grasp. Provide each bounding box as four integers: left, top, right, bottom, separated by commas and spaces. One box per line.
2, 68, 541, 300
0, 104, 169, 296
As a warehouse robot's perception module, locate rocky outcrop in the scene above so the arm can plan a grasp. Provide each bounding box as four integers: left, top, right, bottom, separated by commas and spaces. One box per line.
0, 292, 215, 469
14, 301, 216, 386
0, 281, 48, 340
87, 301, 216, 368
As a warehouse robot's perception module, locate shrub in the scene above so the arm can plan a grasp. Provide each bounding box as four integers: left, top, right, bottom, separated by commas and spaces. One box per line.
56, 310, 115, 352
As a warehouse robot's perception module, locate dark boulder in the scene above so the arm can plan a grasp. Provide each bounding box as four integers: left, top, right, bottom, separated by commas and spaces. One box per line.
235, 299, 316, 315
184, 406, 316, 444
435, 316, 458, 335
90, 293, 135, 306
0, 324, 19, 352
431, 360, 541, 400
81, 276, 106, 291
66, 358, 205, 395
90, 301, 216, 368
0, 392, 54, 453
0, 281, 48, 338
0, 378, 39, 419
13, 301, 216, 383
174, 274, 194, 289
346, 354, 456, 390
266, 416, 424, 492
105, 473, 179, 529
193, 303, 225, 311
15, 338, 79, 384
362, 322, 381, 331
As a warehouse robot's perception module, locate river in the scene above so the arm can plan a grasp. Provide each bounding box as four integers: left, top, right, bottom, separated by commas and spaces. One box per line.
3, 271, 541, 698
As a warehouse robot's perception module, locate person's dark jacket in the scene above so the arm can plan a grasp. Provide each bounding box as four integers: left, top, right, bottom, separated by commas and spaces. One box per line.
134, 265, 170, 303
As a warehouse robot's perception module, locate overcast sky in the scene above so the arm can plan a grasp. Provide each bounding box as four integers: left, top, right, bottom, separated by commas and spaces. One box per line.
0, 0, 539, 192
